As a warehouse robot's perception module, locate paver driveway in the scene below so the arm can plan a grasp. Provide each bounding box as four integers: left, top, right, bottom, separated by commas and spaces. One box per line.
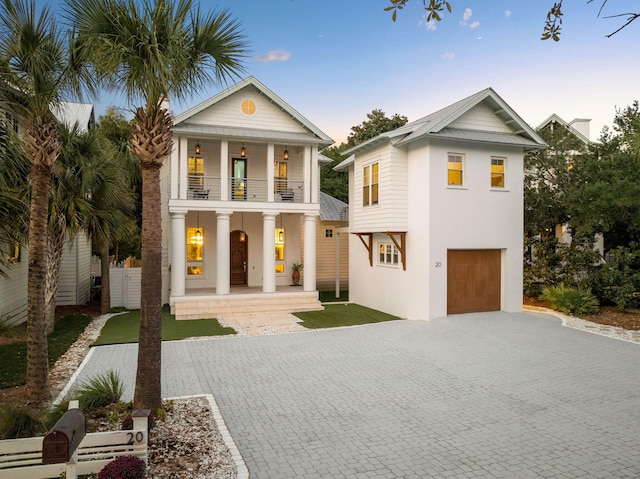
73, 312, 640, 478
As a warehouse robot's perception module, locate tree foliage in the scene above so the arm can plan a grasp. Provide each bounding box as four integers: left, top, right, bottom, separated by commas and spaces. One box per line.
385, 0, 640, 40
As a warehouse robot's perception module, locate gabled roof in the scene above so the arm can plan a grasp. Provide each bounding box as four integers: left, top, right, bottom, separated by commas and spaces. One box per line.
537, 113, 591, 145
319, 192, 348, 222
52, 102, 95, 132
174, 76, 333, 147
335, 88, 546, 171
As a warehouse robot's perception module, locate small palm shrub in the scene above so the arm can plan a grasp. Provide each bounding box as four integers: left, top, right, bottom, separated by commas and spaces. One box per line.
0, 404, 46, 439
98, 455, 146, 479
77, 370, 124, 408
541, 284, 599, 315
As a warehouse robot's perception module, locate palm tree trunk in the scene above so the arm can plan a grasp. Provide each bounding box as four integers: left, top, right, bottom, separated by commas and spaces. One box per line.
45, 214, 66, 334
134, 164, 163, 411
26, 163, 52, 401
99, 239, 111, 314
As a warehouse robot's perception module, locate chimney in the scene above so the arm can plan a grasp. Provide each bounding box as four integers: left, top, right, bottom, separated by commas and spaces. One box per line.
569, 118, 591, 141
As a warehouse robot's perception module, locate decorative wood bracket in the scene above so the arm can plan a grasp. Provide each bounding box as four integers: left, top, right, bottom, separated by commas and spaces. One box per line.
384, 232, 407, 270
352, 233, 373, 266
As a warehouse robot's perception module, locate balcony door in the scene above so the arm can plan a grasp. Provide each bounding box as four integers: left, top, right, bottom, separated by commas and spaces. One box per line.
232, 158, 247, 201
230, 230, 248, 285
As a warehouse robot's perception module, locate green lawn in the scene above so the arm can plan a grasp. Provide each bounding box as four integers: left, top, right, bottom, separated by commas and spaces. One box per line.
0, 314, 93, 389
93, 307, 236, 345
318, 290, 349, 303
294, 303, 401, 329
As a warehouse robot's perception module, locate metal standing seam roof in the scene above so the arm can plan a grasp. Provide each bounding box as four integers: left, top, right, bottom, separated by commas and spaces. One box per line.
173, 123, 327, 144
319, 192, 348, 222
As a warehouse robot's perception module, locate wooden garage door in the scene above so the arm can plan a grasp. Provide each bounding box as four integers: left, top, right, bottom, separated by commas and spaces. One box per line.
447, 249, 501, 314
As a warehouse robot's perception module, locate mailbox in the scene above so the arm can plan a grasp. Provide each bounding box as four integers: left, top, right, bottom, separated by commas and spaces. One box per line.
42, 408, 86, 464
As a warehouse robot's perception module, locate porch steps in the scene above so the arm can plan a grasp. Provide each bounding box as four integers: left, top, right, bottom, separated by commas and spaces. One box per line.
174, 291, 323, 321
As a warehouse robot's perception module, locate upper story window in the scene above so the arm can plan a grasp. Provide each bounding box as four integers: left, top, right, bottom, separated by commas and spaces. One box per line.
363, 162, 379, 206
274, 161, 288, 192
241, 99, 256, 116
188, 156, 204, 189
491, 157, 506, 188
448, 153, 464, 186
378, 243, 399, 266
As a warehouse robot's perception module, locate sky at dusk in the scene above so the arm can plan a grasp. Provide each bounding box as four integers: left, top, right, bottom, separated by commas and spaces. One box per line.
53, 0, 640, 145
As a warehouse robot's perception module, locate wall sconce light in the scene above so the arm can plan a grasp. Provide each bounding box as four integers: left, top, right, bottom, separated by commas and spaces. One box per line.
195, 142, 201, 155
240, 212, 246, 242
283, 146, 289, 160
240, 143, 246, 157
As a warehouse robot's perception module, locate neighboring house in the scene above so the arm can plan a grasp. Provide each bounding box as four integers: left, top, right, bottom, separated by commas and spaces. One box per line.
0, 102, 95, 326
335, 88, 546, 320
314, 191, 349, 292
535, 114, 604, 254
162, 77, 334, 320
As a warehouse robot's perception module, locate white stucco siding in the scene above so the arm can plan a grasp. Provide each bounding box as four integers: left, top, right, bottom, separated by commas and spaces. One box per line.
427, 141, 524, 318
449, 103, 513, 134
189, 88, 308, 134
352, 145, 408, 232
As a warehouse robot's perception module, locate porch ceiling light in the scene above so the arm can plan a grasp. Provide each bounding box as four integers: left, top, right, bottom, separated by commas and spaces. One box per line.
283, 146, 289, 160
240, 143, 246, 157
190, 229, 203, 245
195, 142, 201, 155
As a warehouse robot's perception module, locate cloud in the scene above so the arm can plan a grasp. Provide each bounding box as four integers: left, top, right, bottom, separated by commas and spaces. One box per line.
469, 21, 480, 28
442, 52, 455, 60
426, 19, 437, 31
254, 50, 291, 62
505, 10, 512, 18
463, 8, 472, 21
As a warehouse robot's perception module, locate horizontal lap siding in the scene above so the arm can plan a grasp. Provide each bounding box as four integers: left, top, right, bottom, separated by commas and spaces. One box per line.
449, 103, 513, 133
0, 256, 28, 327
190, 88, 308, 133
315, 221, 349, 290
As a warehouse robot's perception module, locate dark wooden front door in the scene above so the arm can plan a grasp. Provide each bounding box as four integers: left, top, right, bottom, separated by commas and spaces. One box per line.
230, 230, 247, 285
447, 249, 501, 314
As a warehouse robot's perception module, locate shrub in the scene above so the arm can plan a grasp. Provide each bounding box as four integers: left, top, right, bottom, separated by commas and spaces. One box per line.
0, 404, 46, 439
98, 455, 146, 479
78, 370, 124, 409
541, 284, 599, 315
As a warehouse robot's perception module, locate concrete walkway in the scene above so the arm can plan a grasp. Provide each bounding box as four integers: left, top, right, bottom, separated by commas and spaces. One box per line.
71, 312, 640, 478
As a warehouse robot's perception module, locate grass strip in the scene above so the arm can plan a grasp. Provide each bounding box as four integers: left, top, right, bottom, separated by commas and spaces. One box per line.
294, 303, 401, 329
93, 307, 235, 345
318, 290, 349, 303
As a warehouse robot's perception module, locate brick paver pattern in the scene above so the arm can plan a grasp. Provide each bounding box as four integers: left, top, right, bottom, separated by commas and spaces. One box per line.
74, 312, 640, 478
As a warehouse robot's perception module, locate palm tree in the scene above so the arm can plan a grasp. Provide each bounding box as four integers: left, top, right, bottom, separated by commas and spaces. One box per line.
66, 0, 247, 410
0, 0, 92, 400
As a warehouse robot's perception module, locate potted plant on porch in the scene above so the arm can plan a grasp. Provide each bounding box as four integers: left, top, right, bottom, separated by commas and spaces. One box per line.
291, 262, 303, 286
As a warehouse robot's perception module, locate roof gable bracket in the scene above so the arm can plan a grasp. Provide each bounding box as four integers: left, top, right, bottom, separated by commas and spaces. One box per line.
384, 232, 407, 271
352, 233, 373, 267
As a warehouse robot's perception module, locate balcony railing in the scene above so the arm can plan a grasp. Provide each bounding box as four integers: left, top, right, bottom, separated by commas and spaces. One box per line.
187, 175, 305, 203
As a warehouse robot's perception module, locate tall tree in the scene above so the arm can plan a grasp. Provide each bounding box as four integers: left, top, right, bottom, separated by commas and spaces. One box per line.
384, 1, 640, 40
0, 0, 92, 401
67, 0, 247, 411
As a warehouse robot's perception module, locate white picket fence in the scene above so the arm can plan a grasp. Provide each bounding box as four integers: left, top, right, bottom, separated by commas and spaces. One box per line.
0, 408, 148, 479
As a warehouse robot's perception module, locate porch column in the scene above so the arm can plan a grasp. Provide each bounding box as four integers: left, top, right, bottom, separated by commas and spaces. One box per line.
263, 213, 277, 293
216, 212, 231, 295
267, 143, 275, 202
303, 214, 317, 292
170, 210, 187, 297
170, 138, 179, 200
179, 136, 188, 199
220, 140, 228, 201
303, 145, 311, 203
311, 147, 319, 204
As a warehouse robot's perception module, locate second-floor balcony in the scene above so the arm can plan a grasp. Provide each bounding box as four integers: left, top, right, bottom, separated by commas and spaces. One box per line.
187, 175, 305, 203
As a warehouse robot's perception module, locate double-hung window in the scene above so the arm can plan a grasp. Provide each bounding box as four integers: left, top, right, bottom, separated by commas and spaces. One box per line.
378, 243, 399, 266
274, 161, 288, 193
363, 162, 379, 206
448, 153, 464, 186
491, 157, 506, 188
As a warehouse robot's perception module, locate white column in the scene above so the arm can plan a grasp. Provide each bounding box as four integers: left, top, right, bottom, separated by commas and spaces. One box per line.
170, 138, 179, 200
179, 136, 188, 199
311, 147, 319, 204
220, 140, 228, 201
216, 212, 231, 295
267, 143, 275, 202
303, 214, 317, 292
303, 145, 311, 203
170, 211, 187, 297
263, 213, 277, 293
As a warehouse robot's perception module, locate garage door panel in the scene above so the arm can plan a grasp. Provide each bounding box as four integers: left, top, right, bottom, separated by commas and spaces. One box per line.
447, 250, 501, 314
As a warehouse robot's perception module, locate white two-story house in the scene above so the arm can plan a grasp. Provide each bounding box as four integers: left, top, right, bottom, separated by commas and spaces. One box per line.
162, 77, 333, 320
335, 88, 546, 320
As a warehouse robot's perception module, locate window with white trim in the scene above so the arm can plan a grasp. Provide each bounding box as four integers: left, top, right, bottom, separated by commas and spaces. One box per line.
325, 229, 333, 238
448, 153, 464, 186
491, 157, 506, 188
378, 243, 399, 266
187, 227, 203, 275
275, 228, 285, 273
363, 162, 379, 206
